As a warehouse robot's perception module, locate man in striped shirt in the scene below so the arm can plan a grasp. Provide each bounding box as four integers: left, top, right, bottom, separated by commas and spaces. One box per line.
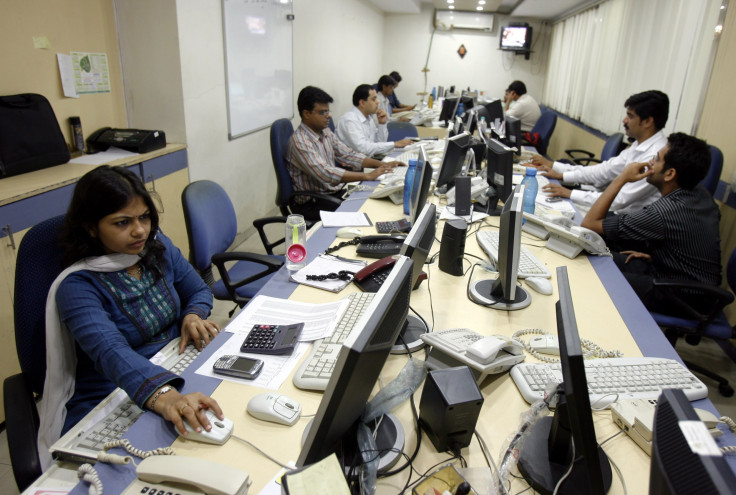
287, 86, 404, 221
582, 133, 721, 315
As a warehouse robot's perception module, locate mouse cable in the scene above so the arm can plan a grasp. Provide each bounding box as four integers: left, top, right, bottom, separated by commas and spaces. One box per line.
231, 433, 293, 470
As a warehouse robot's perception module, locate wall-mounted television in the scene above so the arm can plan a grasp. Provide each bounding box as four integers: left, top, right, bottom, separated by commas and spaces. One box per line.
500, 24, 532, 53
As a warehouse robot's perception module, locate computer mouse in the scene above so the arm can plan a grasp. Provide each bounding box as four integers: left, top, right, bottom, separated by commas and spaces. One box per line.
181, 409, 233, 444
529, 335, 560, 355
336, 227, 363, 238
247, 392, 302, 426
525, 276, 553, 295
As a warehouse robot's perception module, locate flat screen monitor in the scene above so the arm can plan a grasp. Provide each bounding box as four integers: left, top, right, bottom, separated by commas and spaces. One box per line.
439, 97, 460, 125
484, 99, 504, 127
297, 256, 414, 470
400, 202, 436, 290
650, 389, 736, 494
504, 115, 523, 155
516, 266, 613, 494
408, 145, 433, 225
436, 131, 471, 190
500, 24, 532, 52
469, 184, 531, 310
485, 138, 514, 210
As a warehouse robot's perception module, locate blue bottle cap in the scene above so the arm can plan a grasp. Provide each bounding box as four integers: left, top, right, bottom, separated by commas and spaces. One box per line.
408, 159, 418, 167
525, 167, 537, 176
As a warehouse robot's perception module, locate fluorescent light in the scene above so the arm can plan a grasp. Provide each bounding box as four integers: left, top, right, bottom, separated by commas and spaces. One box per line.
447, 0, 454, 3
476, 6, 483, 10
479, 0, 486, 4
448, 5, 455, 9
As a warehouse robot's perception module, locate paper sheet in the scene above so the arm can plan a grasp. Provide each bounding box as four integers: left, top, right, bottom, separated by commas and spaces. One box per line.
319, 211, 371, 227
289, 254, 366, 292
69, 147, 138, 165
440, 206, 490, 223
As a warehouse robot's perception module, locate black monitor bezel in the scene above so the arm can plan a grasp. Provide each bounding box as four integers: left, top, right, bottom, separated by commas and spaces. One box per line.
439, 97, 460, 124
504, 115, 523, 155
485, 138, 514, 202
400, 203, 436, 289
409, 146, 433, 224
436, 132, 471, 190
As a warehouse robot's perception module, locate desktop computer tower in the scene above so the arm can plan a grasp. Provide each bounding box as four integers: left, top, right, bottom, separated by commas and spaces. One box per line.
419, 366, 484, 452
439, 219, 467, 276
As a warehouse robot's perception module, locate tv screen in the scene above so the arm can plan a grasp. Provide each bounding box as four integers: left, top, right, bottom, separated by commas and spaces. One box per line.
500, 25, 532, 51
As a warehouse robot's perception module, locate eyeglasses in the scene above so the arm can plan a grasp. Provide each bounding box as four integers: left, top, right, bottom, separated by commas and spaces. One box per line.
313, 109, 330, 116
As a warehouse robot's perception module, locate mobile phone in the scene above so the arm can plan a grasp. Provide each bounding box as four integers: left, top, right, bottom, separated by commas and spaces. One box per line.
212, 355, 264, 379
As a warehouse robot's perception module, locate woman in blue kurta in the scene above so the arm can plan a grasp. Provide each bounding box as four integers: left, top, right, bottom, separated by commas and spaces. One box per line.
45, 165, 223, 446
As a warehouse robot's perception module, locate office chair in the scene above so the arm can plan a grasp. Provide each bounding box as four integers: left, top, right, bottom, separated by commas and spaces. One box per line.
700, 145, 723, 196
4, 214, 65, 491
564, 132, 625, 165
328, 116, 335, 133
649, 246, 736, 397
527, 110, 557, 156
269, 118, 341, 218
387, 121, 418, 141
182, 180, 283, 315
253, 216, 287, 255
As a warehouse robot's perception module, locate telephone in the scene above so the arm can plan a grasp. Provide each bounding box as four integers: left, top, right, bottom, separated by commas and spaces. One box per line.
121, 455, 251, 495
421, 328, 525, 384
521, 212, 608, 258
87, 127, 166, 154
353, 254, 426, 292
410, 108, 438, 126
369, 181, 404, 203
445, 176, 487, 205
355, 234, 406, 259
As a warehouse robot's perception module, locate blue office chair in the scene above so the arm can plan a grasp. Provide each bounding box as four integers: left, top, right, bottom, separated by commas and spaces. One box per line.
700, 145, 723, 196
269, 118, 341, 218
182, 181, 282, 315
253, 216, 287, 255
4, 215, 66, 491
387, 121, 418, 141
328, 116, 335, 133
649, 247, 736, 397
528, 110, 557, 156
564, 132, 626, 165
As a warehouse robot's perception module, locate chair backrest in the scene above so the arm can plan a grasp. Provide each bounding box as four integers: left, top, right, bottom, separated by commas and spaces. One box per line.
270, 118, 295, 215
181, 181, 237, 277
601, 133, 626, 162
530, 110, 557, 156
387, 121, 418, 141
700, 145, 723, 196
328, 116, 335, 133
13, 215, 66, 395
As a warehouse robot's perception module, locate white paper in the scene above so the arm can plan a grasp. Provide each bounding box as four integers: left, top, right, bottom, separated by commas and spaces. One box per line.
69, 147, 139, 165
440, 206, 489, 223
289, 254, 366, 292
320, 211, 371, 227
256, 462, 296, 495
56, 53, 78, 98
679, 420, 722, 456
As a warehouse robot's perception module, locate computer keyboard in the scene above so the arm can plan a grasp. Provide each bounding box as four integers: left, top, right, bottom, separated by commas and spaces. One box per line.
476, 230, 551, 278
52, 341, 200, 460
293, 292, 375, 391
510, 357, 709, 405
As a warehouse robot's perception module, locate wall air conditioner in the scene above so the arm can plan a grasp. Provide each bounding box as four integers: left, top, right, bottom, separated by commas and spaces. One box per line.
434, 9, 494, 32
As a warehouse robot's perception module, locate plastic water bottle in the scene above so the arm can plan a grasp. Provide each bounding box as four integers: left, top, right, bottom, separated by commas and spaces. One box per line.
520, 167, 538, 215
457, 101, 465, 118
402, 159, 417, 216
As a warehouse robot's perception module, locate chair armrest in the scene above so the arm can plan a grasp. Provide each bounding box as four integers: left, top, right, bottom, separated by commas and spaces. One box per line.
211, 252, 283, 291
573, 158, 603, 166
4, 373, 41, 492
253, 216, 287, 255
288, 191, 342, 211
652, 279, 735, 326
565, 148, 595, 160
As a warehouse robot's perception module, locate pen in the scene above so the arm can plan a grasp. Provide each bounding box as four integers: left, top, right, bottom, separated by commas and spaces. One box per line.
322, 253, 365, 265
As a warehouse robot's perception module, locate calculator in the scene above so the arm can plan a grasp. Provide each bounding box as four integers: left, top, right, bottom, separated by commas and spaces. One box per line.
240, 323, 304, 355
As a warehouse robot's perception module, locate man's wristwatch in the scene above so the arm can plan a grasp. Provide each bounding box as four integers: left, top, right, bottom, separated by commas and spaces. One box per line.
149, 385, 173, 411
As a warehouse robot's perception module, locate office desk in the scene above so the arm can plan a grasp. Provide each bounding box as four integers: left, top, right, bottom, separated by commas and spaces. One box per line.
60, 184, 735, 495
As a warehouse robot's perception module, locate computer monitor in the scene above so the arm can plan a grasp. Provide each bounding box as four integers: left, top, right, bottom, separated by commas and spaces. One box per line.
516, 266, 613, 494
297, 256, 414, 471
649, 389, 736, 494
436, 132, 471, 190
503, 115, 523, 155
464, 107, 478, 137
439, 97, 460, 126
408, 145, 433, 225
500, 24, 533, 53
484, 99, 504, 126
468, 184, 531, 310
483, 138, 514, 214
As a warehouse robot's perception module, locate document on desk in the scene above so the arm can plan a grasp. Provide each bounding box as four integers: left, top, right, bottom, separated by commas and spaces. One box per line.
69, 147, 138, 165
440, 206, 490, 223
319, 211, 371, 227
194, 295, 349, 389
290, 254, 366, 292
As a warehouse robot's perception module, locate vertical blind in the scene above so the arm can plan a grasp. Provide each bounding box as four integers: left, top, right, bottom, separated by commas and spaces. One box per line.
543, 0, 722, 136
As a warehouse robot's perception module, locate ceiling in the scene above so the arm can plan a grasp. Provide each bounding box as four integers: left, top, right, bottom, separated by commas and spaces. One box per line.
367, 0, 599, 20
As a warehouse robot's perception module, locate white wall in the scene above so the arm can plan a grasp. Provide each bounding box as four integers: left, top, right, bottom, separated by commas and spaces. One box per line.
382, 5, 550, 108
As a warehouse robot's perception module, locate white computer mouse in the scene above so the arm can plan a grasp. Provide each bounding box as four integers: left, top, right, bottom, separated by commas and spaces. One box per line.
525, 277, 553, 295
529, 335, 560, 355
181, 408, 233, 444
247, 392, 302, 426
336, 227, 363, 238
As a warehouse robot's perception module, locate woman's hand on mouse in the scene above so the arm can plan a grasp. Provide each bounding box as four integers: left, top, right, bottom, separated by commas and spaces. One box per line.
148, 387, 224, 435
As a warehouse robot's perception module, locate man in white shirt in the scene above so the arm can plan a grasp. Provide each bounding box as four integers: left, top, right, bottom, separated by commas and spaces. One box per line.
532, 90, 669, 215
504, 80, 541, 132
337, 84, 413, 157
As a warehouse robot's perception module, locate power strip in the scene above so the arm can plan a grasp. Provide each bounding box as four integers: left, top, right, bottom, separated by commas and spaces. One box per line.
611, 398, 722, 456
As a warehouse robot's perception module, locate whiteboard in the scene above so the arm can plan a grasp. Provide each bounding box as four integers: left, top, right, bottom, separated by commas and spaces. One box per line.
222, 0, 294, 139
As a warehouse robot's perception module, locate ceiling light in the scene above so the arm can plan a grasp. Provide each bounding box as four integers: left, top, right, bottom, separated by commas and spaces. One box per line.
448, 5, 455, 9
476, 6, 483, 10
479, 0, 486, 4
447, 0, 454, 3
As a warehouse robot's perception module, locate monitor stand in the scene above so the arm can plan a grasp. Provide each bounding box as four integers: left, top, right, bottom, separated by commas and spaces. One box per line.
468, 279, 531, 310
301, 413, 405, 474
391, 315, 426, 354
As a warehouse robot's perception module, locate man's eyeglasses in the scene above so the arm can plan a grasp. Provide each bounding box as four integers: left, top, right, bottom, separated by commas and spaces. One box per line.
313, 109, 330, 116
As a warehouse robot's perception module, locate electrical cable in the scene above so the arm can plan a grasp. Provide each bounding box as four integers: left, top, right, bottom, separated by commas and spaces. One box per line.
231, 433, 293, 470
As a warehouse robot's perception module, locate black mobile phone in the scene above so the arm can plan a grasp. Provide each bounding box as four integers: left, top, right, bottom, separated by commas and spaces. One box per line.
212, 355, 264, 379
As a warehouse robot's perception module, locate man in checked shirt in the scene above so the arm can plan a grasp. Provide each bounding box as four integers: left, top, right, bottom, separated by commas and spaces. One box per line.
287, 86, 405, 221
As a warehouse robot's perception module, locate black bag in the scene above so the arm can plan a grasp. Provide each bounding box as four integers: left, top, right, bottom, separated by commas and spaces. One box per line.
0, 93, 70, 178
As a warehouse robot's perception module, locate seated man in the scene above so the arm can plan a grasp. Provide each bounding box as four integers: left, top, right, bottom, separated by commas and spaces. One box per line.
533, 90, 668, 215
581, 133, 721, 315
503, 80, 541, 132
287, 86, 403, 221
388, 71, 416, 114
337, 84, 413, 157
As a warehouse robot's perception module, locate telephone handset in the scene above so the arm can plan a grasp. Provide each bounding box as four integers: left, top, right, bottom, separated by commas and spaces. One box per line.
122, 455, 251, 495
353, 255, 399, 292
544, 216, 608, 258
355, 234, 406, 259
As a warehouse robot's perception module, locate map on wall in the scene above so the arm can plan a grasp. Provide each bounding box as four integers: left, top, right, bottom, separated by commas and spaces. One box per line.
222, 0, 294, 139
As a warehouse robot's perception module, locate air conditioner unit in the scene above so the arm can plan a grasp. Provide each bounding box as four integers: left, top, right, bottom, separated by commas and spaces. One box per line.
434, 9, 494, 32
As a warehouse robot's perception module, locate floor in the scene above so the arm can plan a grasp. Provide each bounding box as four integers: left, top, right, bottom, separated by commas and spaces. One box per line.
3, 229, 735, 493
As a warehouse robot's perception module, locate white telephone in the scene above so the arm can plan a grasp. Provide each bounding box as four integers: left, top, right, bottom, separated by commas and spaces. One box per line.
410, 108, 438, 126
121, 455, 251, 495
522, 212, 608, 258
421, 328, 525, 384
368, 180, 404, 204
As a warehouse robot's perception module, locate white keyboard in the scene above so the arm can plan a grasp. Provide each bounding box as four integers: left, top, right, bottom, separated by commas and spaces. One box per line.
476, 230, 551, 278
510, 357, 708, 405
379, 162, 411, 184
293, 292, 375, 391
